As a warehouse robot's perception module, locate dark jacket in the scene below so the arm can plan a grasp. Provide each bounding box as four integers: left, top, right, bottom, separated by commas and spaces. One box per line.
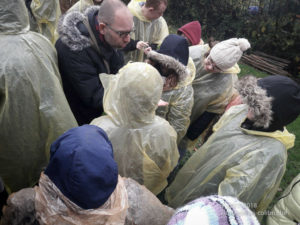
55, 6, 124, 125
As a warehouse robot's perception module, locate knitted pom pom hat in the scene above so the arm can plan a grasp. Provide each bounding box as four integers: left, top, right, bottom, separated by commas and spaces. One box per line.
167, 195, 260, 225
209, 38, 250, 71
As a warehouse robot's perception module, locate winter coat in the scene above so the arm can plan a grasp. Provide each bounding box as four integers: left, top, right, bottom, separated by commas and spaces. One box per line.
189, 44, 239, 124
165, 104, 295, 219
91, 62, 179, 195
55, 6, 124, 125
267, 173, 300, 225
124, 0, 169, 62
0, 177, 174, 225
27, 0, 61, 44
0, 0, 77, 192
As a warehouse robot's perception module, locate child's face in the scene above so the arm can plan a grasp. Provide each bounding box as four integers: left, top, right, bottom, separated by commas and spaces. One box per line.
204, 56, 222, 73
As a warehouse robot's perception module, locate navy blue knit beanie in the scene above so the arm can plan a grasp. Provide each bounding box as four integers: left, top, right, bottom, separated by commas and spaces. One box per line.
258, 75, 300, 132
44, 125, 118, 209
158, 34, 189, 66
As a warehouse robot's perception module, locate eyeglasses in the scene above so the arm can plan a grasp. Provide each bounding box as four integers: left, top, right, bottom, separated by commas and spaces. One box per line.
105, 24, 135, 38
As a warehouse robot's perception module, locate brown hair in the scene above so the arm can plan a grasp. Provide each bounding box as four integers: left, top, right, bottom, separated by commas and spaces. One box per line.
145, 0, 167, 9
204, 37, 219, 58
147, 58, 179, 89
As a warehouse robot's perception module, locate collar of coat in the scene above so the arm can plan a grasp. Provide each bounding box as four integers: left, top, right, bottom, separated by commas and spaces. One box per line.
57, 6, 100, 51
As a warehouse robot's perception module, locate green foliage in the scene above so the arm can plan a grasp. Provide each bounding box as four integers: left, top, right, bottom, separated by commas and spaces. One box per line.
165, 0, 300, 77
238, 62, 269, 78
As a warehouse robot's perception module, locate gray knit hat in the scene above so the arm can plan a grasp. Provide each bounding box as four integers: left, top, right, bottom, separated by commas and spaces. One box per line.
209, 38, 250, 71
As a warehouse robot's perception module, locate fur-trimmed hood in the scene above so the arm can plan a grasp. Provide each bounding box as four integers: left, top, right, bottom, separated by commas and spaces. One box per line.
146, 34, 190, 86
147, 50, 189, 83
235, 75, 273, 128
57, 6, 100, 51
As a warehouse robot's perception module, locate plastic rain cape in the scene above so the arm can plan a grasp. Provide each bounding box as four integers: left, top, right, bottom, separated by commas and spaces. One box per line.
0, 0, 77, 193
156, 57, 195, 144
189, 44, 239, 124
29, 0, 61, 43
166, 104, 294, 218
35, 174, 128, 225
68, 0, 95, 13
91, 62, 179, 195
124, 0, 169, 63
267, 173, 300, 225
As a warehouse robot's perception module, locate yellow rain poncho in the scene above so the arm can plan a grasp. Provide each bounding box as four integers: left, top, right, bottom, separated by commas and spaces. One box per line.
156, 57, 195, 144
165, 104, 294, 217
189, 44, 239, 124
267, 173, 300, 225
28, 0, 61, 44
91, 62, 179, 195
0, 0, 77, 192
68, 0, 95, 13
125, 0, 169, 62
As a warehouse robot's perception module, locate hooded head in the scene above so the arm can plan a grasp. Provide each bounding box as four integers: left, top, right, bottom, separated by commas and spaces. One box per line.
0, 0, 29, 34
44, 125, 118, 209
167, 195, 259, 225
236, 75, 300, 131
101, 62, 163, 126
208, 38, 250, 71
147, 34, 189, 83
177, 21, 201, 46
158, 34, 189, 66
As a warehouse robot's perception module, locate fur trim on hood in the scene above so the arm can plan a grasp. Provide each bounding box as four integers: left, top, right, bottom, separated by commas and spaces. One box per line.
147, 50, 188, 82
57, 6, 100, 51
235, 75, 273, 128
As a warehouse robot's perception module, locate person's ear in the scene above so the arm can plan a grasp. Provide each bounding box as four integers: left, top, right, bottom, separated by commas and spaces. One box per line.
148, 7, 155, 12
99, 22, 106, 35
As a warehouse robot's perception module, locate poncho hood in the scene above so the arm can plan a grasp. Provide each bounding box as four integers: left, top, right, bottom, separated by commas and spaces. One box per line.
0, 0, 30, 34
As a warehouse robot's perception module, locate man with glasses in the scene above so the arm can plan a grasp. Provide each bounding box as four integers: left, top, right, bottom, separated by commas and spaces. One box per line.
55, 0, 134, 125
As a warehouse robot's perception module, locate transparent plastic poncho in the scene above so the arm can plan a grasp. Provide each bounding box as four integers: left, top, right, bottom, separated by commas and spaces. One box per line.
166, 104, 294, 217
68, 0, 95, 13
0, 0, 77, 193
189, 44, 239, 124
35, 174, 129, 225
267, 173, 300, 225
1, 176, 174, 225
124, 0, 169, 63
29, 0, 61, 43
156, 57, 195, 144
91, 62, 179, 195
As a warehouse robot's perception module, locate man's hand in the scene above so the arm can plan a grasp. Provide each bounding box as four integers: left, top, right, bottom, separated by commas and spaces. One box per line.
136, 41, 149, 50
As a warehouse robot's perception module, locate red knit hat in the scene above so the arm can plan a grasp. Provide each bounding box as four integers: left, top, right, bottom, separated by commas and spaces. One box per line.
177, 21, 201, 46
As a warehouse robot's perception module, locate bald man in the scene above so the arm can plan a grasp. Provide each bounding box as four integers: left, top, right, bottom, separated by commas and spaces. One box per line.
55, 0, 134, 125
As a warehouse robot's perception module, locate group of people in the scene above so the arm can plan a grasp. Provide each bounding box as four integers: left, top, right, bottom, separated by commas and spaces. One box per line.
1, 0, 300, 224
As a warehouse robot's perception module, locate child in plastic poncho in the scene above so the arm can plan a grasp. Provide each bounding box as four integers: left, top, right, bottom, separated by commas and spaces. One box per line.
145, 34, 195, 145
1, 125, 174, 225
91, 62, 179, 195
165, 75, 300, 221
